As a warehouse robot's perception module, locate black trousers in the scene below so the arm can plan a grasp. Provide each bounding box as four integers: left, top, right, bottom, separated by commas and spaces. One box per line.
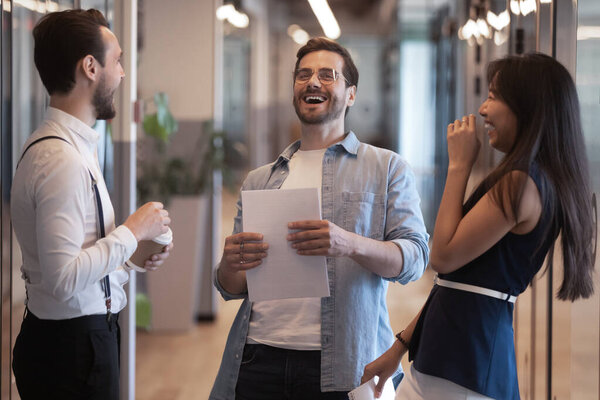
236, 344, 349, 400
12, 310, 120, 400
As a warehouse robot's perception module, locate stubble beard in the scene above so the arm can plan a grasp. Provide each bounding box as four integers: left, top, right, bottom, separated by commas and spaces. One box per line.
293, 90, 345, 125
93, 75, 117, 120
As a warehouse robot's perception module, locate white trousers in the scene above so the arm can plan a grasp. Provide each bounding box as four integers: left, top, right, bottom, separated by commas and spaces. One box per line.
395, 365, 495, 400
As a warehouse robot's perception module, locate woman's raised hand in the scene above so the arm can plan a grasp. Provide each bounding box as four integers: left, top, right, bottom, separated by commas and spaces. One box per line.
447, 114, 480, 171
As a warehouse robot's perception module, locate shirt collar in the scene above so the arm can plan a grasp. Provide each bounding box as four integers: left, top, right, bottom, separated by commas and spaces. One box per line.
45, 107, 100, 146
273, 131, 360, 169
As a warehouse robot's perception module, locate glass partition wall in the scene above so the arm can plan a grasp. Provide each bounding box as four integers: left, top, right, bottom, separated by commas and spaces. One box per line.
572, 0, 600, 398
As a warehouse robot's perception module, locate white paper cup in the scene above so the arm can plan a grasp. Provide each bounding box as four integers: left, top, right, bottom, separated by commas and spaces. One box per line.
127, 227, 173, 270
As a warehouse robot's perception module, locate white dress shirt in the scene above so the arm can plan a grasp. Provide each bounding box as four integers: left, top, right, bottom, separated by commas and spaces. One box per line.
11, 107, 138, 320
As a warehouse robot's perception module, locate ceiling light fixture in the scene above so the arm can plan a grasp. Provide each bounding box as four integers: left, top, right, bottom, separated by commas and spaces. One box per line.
578, 26, 600, 40
12, 0, 59, 13
459, 3, 511, 47
216, 1, 249, 29
511, 0, 537, 16
519, 0, 536, 16
486, 10, 510, 31
307, 0, 341, 39
287, 24, 310, 45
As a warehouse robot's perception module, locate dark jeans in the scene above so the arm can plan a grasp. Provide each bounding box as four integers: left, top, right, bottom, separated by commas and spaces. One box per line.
12, 310, 120, 400
236, 343, 349, 400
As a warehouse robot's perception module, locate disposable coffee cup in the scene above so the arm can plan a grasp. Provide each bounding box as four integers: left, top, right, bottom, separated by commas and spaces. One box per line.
126, 227, 173, 271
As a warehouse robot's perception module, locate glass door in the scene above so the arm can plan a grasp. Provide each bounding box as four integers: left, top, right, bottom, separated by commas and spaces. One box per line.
571, 0, 600, 398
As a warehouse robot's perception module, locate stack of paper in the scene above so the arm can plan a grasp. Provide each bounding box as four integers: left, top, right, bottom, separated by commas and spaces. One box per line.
348, 377, 396, 400
242, 188, 330, 302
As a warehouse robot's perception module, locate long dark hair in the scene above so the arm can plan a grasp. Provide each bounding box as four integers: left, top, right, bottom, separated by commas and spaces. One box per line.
472, 53, 594, 301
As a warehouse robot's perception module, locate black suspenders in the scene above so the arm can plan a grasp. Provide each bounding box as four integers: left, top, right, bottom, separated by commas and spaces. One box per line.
19, 136, 113, 322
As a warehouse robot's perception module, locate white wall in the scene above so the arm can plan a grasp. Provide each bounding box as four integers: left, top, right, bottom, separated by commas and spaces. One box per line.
138, 0, 215, 120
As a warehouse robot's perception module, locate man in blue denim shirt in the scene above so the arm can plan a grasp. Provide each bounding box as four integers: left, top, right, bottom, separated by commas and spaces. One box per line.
210, 38, 429, 400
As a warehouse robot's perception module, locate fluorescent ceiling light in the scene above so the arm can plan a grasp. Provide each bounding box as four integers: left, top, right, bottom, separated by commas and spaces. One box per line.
307, 0, 341, 39
578, 26, 600, 40
13, 0, 59, 13
540, 0, 552, 3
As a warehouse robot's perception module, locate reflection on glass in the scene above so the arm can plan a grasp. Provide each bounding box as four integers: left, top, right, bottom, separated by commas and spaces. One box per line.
10, 2, 74, 399
573, 0, 600, 398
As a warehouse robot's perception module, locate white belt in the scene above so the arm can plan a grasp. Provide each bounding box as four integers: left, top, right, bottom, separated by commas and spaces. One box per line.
434, 275, 517, 303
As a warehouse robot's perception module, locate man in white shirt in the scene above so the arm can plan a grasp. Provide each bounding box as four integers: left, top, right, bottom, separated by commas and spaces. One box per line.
10, 9, 172, 400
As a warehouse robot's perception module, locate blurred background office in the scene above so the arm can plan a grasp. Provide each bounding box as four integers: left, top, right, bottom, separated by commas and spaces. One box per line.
1, 0, 599, 399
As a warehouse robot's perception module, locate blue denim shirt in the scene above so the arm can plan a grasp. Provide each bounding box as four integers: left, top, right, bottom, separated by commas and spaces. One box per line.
210, 132, 429, 399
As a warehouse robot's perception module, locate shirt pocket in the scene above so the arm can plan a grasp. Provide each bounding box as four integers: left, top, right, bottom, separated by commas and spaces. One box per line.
342, 192, 385, 239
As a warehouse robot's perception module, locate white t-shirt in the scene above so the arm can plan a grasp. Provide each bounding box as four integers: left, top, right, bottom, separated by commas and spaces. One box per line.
246, 148, 326, 350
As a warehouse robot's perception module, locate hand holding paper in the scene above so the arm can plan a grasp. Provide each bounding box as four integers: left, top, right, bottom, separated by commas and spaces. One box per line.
221, 232, 269, 272
242, 188, 330, 302
361, 341, 405, 398
287, 219, 355, 257
348, 376, 396, 400
217, 232, 269, 295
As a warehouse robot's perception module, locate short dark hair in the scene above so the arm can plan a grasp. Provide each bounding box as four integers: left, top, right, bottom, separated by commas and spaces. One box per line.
295, 37, 359, 89
33, 9, 109, 95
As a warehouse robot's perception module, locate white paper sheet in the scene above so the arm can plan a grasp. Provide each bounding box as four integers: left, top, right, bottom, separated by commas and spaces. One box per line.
242, 188, 330, 302
348, 377, 396, 400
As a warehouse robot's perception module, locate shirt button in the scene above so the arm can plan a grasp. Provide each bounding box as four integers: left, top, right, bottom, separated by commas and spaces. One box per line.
235, 354, 239, 359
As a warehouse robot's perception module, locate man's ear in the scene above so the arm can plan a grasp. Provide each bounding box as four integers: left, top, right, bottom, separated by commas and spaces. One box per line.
81, 55, 99, 82
346, 85, 356, 107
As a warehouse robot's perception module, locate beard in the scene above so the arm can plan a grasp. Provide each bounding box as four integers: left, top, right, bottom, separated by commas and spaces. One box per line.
92, 74, 117, 120
293, 88, 345, 125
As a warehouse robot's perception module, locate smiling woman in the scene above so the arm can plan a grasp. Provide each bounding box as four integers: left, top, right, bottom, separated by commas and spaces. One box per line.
362, 53, 595, 400
478, 88, 517, 153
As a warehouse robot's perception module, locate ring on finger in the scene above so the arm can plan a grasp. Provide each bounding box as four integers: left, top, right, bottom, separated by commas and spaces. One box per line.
240, 252, 245, 264
240, 241, 244, 252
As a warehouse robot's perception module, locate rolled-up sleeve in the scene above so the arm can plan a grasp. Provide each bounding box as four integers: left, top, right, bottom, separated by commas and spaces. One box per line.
385, 156, 429, 283
214, 180, 248, 301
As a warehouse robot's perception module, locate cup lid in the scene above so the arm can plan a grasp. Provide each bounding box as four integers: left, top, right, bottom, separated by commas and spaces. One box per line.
152, 227, 173, 245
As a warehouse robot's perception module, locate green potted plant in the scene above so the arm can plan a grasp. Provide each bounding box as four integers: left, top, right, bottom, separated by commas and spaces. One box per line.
137, 93, 240, 205
137, 92, 244, 331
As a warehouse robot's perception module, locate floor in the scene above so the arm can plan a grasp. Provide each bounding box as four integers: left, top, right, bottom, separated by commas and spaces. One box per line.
135, 189, 434, 400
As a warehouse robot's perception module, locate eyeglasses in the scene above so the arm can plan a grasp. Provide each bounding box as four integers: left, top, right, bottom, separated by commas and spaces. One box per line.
294, 68, 350, 85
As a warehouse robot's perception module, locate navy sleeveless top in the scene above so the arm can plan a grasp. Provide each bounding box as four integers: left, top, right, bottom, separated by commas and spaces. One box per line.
409, 166, 557, 399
